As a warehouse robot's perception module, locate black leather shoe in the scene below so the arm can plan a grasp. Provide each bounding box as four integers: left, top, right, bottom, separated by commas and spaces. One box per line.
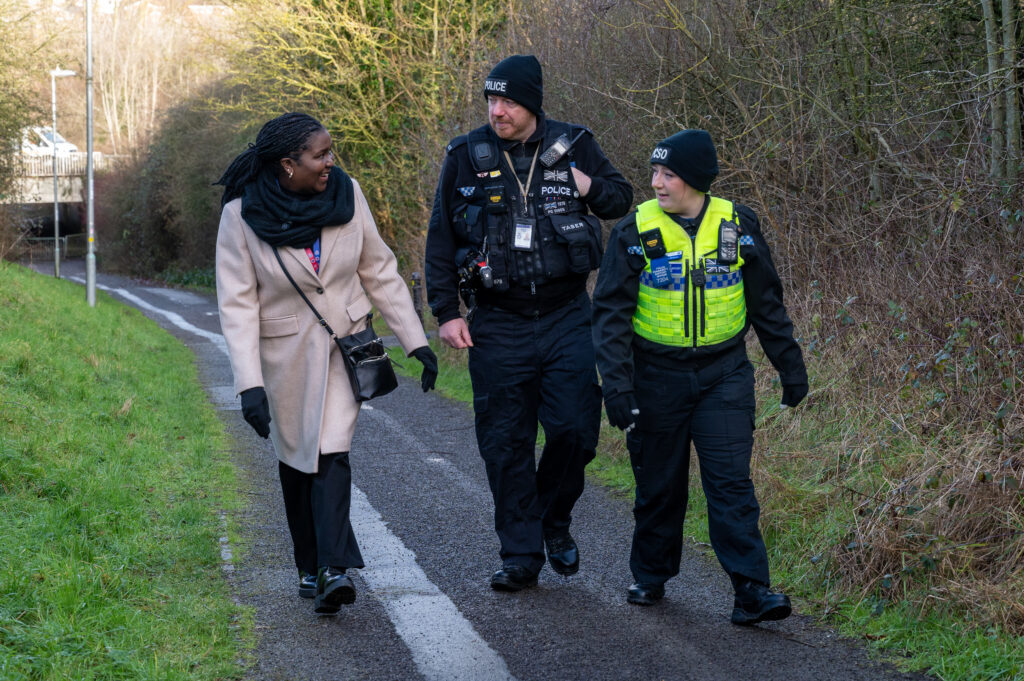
544, 530, 579, 576
731, 579, 791, 625
314, 566, 356, 614
627, 582, 665, 606
489, 565, 538, 592
298, 570, 317, 599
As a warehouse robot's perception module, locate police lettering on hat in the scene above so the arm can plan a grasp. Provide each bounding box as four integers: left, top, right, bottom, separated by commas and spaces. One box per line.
649, 129, 719, 194
482, 55, 544, 117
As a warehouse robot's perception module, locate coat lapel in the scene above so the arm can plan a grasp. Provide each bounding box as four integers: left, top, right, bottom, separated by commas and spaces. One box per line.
281, 244, 320, 283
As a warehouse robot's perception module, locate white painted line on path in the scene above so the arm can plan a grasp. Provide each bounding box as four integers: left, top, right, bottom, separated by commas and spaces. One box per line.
78, 277, 515, 681
351, 487, 515, 681
71, 278, 228, 356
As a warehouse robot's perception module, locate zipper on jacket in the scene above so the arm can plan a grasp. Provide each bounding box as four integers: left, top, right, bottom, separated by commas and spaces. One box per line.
689, 237, 699, 347
699, 257, 706, 338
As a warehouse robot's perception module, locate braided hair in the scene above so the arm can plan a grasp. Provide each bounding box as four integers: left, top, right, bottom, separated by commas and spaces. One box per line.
215, 112, 326, 206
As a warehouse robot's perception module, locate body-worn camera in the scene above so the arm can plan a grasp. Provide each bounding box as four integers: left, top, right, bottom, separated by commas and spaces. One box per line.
457, 249, 493, 306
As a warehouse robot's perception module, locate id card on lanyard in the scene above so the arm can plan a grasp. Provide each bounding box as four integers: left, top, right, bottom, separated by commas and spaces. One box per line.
504, 146, 540, 252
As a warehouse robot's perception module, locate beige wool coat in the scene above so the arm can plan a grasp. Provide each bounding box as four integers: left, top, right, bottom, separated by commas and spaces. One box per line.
216, 179, 428, 473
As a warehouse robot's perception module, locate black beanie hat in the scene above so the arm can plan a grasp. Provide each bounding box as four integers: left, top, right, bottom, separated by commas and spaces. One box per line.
483, 55, 543, 117
650, 129, 719, 193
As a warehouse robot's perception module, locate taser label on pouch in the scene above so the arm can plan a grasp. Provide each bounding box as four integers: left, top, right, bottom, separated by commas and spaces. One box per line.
718, 218, 739, 264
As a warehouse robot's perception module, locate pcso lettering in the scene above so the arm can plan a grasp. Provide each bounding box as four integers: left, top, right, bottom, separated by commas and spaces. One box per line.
651, 147, 669, 161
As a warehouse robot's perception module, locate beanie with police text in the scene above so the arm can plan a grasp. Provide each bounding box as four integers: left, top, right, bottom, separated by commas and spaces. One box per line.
483, 55, 544, 117
649, 129, 719, 193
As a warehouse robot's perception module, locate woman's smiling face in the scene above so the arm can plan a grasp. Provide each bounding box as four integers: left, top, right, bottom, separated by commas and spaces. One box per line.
281, 128, 334, 195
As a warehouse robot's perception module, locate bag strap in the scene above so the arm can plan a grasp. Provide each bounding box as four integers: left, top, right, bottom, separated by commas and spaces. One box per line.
274, 247, 369, 340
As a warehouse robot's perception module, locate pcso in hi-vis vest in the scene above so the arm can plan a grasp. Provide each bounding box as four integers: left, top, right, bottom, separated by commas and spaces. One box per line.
592, 129, 809, 625
425, 55, 633, 593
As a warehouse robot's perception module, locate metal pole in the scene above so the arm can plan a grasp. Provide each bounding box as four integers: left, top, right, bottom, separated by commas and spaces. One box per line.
51, 71, 60, 278
86, 0, 96, 307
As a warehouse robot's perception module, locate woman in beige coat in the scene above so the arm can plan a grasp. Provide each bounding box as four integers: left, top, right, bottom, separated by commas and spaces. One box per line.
214, 113, 437, 615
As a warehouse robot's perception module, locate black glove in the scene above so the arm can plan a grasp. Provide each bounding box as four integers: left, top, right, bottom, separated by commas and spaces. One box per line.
410, 346, 438, 392
240, 387, 271, 438
605, 392, 639, 431
781, 382, 808, 409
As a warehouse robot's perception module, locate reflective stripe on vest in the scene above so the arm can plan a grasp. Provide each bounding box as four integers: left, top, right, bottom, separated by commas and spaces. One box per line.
632, 197, 746, 347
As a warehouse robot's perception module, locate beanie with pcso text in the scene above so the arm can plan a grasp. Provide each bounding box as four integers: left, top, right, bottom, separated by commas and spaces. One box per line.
650, 129, 719, 193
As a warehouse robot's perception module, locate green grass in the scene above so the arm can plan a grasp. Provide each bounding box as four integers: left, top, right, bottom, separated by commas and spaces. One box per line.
0, 262, 251, 680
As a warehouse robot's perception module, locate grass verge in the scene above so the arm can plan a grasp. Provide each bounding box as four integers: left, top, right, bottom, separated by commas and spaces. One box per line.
0, 262, 251, 680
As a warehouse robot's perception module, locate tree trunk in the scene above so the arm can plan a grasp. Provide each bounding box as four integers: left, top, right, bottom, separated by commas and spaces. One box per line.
1001, 0, 1020, 181
981, 0, 1004, 178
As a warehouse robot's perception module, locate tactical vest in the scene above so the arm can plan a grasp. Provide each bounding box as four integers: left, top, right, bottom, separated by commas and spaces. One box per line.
632, 197, 747, 347
446, 121, 603, 291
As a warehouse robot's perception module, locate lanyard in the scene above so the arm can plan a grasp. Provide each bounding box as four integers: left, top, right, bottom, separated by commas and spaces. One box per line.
503, 145, 540, 216
304, 238, 321, 273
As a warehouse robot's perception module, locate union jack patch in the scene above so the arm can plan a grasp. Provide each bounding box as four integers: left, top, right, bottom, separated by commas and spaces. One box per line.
543, 169, 569, 182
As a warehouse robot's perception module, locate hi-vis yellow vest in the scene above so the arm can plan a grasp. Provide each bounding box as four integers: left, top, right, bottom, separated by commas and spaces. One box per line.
632, 197, 746, 347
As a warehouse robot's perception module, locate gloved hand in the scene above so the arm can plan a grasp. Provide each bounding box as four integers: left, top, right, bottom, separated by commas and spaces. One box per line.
410, 346, 438, 392
240, 387, 271, 438
605, 392, 640, 431
780, 382, 808, 409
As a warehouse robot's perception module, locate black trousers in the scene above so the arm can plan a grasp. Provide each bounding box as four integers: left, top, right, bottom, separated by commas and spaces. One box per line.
278, 452, 364, 574
627, 346, 770, 588
468, 293, 601, 574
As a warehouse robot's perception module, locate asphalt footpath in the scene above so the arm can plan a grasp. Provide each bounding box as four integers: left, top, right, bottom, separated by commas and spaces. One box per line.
28, 257, 934, 681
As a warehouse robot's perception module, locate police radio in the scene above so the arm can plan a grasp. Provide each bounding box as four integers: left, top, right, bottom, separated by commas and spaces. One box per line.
718, 218, 740, 264
539, 129, 588, 168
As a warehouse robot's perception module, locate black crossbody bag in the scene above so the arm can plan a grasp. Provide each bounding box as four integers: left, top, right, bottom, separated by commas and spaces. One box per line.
274, 249, 398, 402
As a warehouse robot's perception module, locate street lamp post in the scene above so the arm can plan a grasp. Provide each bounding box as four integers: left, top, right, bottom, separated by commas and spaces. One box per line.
50, 67, 76, 278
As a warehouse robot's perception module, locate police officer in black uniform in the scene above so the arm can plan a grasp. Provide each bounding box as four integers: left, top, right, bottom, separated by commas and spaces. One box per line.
426, 55, 633, 591
592, 129, 808, 624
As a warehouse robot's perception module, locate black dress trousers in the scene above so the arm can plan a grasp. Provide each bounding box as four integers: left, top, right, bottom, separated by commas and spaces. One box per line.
628, 347, 770, 587
278, 451, 365, 574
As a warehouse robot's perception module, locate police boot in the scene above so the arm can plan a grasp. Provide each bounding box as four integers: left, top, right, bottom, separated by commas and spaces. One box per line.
543, 529, 579, 576
731, 579, 791, 625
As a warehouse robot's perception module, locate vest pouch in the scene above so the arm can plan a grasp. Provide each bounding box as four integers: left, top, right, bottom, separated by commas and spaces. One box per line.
550, 214, 602, 273
453, 202, 485, 244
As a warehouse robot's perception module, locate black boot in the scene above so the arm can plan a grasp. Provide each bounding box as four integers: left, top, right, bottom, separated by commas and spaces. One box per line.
544, 530, 579, 576
314, 566, 356, 614
298, 570, 317, 599
731, 579, 791, 625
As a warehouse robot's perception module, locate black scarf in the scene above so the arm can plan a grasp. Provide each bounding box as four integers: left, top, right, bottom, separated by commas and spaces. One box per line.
240, 166, 355, 248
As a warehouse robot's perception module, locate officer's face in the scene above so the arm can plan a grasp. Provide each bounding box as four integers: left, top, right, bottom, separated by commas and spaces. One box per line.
488, 95, 537, 142
280, 128, 335, 195
651, 164, 687, 214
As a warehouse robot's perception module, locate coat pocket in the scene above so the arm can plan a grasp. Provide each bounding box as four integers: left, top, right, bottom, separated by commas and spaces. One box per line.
259, 315, 299, 338
346, 293, 373, 322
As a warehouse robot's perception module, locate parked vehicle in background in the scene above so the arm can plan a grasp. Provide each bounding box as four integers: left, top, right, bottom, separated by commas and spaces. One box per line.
21, 126, 78, 156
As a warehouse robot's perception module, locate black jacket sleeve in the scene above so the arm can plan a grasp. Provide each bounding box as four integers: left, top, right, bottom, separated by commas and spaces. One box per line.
424, 152, 462, 325
737, 205, 808, 386
571, 132, 634, 221
591, 212, 645, 399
